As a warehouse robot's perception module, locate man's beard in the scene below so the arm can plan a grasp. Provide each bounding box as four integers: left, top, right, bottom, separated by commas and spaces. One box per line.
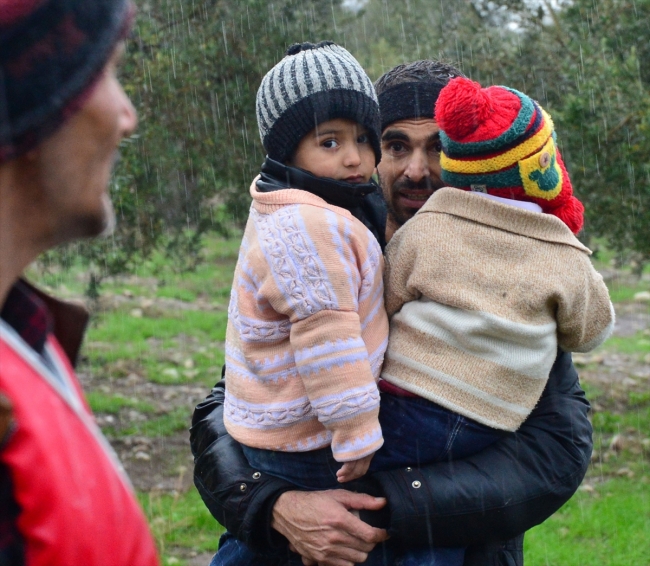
60, 193, 116, 242
385, 177, 438, 227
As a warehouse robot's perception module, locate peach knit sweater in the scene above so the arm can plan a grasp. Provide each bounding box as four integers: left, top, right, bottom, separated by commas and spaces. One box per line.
382, 188, 614, 431
224, 181, 388, 462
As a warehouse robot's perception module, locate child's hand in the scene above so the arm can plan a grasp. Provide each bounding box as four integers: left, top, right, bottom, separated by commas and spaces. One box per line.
337, 453, 374, 483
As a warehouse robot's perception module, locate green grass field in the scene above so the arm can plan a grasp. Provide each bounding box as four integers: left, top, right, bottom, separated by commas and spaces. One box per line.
29, 237, 650, 565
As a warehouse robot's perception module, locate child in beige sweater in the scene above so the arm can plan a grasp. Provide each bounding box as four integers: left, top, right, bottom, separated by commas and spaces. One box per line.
372, 77, 613, 485
363, 77, 613, 566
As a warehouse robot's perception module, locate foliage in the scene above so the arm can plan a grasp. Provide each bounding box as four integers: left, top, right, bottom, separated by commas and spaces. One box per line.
43, 0, 650, 278
343, 0, 650, 261
43, 0, 347, 291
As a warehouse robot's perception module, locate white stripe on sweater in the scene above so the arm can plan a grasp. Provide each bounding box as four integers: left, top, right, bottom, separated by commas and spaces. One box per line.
382, 351, 530, 423
394, 299, 557, 379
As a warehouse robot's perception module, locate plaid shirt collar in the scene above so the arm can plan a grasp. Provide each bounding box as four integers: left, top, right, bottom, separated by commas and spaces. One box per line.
0, 280, 53, 356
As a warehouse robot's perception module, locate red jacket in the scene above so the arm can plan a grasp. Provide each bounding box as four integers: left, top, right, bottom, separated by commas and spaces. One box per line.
0, 284, 159, 566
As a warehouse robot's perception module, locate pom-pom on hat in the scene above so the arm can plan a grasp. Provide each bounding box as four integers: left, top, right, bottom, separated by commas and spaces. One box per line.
0, 0, 134, 163
435, 77, 584, 234
256, 41, 381, 165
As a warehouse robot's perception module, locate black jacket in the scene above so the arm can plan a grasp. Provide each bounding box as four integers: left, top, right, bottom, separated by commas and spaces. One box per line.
190, 350, 592, 565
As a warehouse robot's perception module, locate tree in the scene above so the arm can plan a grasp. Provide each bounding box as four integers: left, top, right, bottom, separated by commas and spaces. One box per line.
44, 0, 348, 289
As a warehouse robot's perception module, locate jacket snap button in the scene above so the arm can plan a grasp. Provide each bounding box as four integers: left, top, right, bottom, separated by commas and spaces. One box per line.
405, 467, 412, 472
252, 472, 261, 479
539, 151, 551, 168
412, 481, 421, 489
239, 483, 247, 492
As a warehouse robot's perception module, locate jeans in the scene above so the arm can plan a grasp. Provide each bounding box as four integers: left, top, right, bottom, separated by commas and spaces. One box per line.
209, 532, 302, 566
241, 443, 341, 490
212, 393, 505, 566
370, 391, 505, 471
211, 532, 462, 566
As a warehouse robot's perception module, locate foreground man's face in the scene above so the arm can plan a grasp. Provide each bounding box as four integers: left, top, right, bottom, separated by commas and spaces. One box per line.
33, 43, 137, 242
377, 118, 445, 226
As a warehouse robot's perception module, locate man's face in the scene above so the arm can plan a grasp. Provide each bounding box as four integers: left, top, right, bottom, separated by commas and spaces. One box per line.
31, 44, 137, 243
376, 118, 445, 227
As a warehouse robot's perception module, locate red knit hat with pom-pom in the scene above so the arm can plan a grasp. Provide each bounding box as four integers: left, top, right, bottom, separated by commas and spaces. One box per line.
435, 77, 584, 234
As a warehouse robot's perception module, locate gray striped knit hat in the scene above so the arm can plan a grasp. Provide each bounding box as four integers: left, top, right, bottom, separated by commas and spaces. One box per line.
256, 41, 381, 165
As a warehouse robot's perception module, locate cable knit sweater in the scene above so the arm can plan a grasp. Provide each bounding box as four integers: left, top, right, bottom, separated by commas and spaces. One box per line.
224, 181, 388, 462
382, 187, 614, 431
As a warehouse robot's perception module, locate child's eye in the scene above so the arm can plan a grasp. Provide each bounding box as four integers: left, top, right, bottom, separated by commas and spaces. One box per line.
357, 133, 369, 144
322, 139, 339, 149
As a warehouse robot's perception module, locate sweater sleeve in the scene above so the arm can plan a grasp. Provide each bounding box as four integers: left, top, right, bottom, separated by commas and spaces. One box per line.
556, 254, 615, 352
384, 221, 422, 318
261, 205, 385, 462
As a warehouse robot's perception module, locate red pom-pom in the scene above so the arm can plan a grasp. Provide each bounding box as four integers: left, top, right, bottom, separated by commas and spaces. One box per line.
551, 196, 584, 234
435, 77, 492, 140
435, 77, 523, 143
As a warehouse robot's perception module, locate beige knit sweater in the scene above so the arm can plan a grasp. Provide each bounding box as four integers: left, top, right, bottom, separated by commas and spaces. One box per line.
382, 187, 614, 431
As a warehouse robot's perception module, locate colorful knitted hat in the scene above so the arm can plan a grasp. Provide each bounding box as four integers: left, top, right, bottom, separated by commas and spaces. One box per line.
435, 77, 584, 234
256, 41, 381, 165
0, 0, 134, 163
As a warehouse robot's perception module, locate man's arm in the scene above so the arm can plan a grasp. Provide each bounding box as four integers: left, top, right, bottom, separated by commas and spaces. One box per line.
191, 350, 591, 552
370, 349, 592, 546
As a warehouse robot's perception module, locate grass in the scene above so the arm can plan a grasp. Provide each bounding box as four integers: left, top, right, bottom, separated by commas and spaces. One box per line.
525, 478, 650, 565
86, 391, 156, 415
118, 406, 192, 438
85, 309, 227, 387
524, 270, 650, 565
139, 488, 224, 564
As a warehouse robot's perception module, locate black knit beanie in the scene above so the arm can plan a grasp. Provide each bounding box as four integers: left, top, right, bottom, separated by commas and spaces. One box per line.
256, 41, 382, 165
0, 0, 134, 163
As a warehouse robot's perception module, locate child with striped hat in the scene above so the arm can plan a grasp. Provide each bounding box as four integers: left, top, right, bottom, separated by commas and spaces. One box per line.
223, 41, 389, 497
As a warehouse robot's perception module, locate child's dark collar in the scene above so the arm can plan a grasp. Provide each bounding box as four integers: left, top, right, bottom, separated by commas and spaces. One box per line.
256, 158, 376, 208
257, 157, 387, 251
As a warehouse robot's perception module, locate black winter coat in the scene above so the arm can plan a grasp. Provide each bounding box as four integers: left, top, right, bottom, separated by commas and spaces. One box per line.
190, 350, 591, 566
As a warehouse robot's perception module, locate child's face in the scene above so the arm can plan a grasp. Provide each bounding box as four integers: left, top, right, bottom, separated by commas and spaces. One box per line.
290, 118, 375, 184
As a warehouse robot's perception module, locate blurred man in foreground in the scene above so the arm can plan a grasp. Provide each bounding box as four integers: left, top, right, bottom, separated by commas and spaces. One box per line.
0, 1, 159, 564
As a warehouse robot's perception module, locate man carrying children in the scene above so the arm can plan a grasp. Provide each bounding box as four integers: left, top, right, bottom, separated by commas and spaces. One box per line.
191, 58, 595, 566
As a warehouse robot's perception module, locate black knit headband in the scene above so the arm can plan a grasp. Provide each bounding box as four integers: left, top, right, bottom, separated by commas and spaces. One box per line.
378, 82, 444, 131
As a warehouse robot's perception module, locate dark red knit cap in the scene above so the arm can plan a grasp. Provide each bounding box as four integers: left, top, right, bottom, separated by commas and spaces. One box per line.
0, 0, 134, 163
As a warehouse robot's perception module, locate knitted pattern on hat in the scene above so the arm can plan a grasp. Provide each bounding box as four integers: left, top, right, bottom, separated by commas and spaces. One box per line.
256, 41, 381, 164
435, 77, 584, 234
0, 0, 133, 163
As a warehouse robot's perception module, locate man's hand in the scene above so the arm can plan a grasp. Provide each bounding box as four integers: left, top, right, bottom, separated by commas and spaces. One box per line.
271, 489, 388, 566
0, 394, 13, 445
337, 454, 373, 483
